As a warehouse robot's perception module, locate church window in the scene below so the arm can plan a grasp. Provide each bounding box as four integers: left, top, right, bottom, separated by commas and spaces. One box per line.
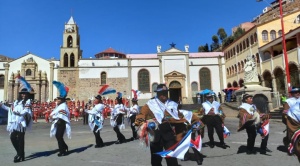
26, 69, 32, 76
199, 68, 211, 90
64, 53, 68, 67
67, 36, 73, 48
278, 30, 282, 37
70, 54, 75, 67
101, 72, 106, 85
191, 82, 198, 92
0, 75, 4, 88
138, 69, 150, 92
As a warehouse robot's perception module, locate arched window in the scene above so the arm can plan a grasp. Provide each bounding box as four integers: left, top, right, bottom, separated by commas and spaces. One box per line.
67, 36, 73, 48
70, 53, 75, 67
26, 69, 32, 76
64, 53, 68, 67
270, 30, 276, 40
278, 30, 282, 37
138, 69, 150, 92
199, 68, 211, 90
0, 75, 4, 89
262, 30, 268, 41
250, 35, 254, 45
152, 83, 158, 96
100, 72, 106, 85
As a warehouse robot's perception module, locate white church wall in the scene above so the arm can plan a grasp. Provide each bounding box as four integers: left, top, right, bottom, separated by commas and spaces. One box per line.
9, 54, 51, 79
161, 55, 187, 75
0, 62, 6, 70
131, 59, 158, 66
0, 90, 4, 102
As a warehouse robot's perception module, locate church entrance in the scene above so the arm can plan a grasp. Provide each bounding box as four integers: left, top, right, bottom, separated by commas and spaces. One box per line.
169, 81, 182, 103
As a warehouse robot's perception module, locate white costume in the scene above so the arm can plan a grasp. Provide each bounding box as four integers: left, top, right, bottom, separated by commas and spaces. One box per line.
202, 100, 221, 115
86, 103, 105, 132
50, 102, 71, 139
286, 97, 300, 122
1, 99, 32, 133
111, 103, 126, 129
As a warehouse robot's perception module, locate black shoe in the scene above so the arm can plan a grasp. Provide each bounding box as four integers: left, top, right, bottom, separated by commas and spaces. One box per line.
209, 143, 215, 148
196, 159, 203, 165
57, 152, 67, 157
246, 150, 252, 155
95, 144, 105, 148
115, 140, 125, 144
265, 147, 272, 152
260, 150, 266, 155
14, 155, 24, 162
220, 143, 227, 149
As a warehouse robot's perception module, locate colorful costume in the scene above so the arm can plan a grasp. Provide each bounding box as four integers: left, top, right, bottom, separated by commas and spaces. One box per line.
50, 81, 71, 157
86, 95, 105, 148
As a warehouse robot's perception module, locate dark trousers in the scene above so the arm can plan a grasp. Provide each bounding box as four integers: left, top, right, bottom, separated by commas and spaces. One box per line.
245, 125, 257, 151
150, 137, 178, 166
205, 116, 224, 145
130, 115, 137, 139
260, 134, 269, 150
10, 130, 25, 157
55, 119, 68, 153
93, 125, 104, 146
113, 115, 125, 141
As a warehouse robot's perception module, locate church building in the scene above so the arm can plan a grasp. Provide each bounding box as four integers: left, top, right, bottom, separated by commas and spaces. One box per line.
0, 16, 225, 104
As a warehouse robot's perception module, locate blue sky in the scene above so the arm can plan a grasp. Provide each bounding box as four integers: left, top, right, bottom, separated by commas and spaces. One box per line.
0, 0, 268, 59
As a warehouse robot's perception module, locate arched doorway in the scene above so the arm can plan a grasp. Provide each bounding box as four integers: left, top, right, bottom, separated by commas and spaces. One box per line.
290, 63, 300, 87
169, 81, 182, 103
274, 67, 285, 94
263, 70, 272, 91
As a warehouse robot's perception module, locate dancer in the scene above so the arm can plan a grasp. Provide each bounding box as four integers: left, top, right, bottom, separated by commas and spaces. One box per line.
50, 81, 71, 157
135, 84, 187, 166
128, 89, 140, 140
0, 76, 33, 163
86, 95, 105, 148
201, 92, 227, 149
111, 92, 126, 144
283, 87, 300, 161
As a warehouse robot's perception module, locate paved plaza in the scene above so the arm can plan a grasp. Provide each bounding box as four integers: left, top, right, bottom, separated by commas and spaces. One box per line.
0, 107, 299, 166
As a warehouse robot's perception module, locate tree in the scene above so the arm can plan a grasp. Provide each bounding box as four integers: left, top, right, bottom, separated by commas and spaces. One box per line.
211, 35, 219, 51
198, 43, 209, 52
233, 27, 245, 40
217, 28, 227, 43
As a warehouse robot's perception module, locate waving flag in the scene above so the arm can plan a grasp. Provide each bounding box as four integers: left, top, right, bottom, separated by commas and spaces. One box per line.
190, 135, 202, 152
156, 130, 192, 160
98, 85, 116, 95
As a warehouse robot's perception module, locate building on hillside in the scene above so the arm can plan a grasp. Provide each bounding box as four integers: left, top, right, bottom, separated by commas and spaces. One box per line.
0, 16, 225, 105
223, 0, 300, 108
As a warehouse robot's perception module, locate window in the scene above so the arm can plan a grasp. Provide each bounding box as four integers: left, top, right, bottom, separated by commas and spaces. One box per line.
70, 54, 75, 67
100, 72, 106, 85
278, 30, 282, 37
26, 69, 32, 76
199, 68, 211, 90
64, 53, 68, 67
270, 30, 276, 40
67, 36, 73, 48
152, 83, 158, 96
138, 69, 150, 92
262, 30, 268, 41
0, 75, 4, 88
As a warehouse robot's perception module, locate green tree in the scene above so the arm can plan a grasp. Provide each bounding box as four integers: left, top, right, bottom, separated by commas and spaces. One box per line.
217, 28, 227, 43
211, 35, 219, 51
233, 27, 245, 40
198, 43, 209, 52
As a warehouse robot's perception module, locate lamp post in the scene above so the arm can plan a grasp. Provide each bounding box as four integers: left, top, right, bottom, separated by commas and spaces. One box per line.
257, 0, 291, 92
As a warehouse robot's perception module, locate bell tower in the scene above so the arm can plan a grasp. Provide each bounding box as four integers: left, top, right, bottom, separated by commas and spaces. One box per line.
60, 16, 82, 67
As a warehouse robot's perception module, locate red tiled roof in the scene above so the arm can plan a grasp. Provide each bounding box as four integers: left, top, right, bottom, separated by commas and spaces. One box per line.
98, 48, 124, 55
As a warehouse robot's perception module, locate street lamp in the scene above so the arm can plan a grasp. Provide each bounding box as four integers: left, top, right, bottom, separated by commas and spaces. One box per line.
257, 0, 291, 92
